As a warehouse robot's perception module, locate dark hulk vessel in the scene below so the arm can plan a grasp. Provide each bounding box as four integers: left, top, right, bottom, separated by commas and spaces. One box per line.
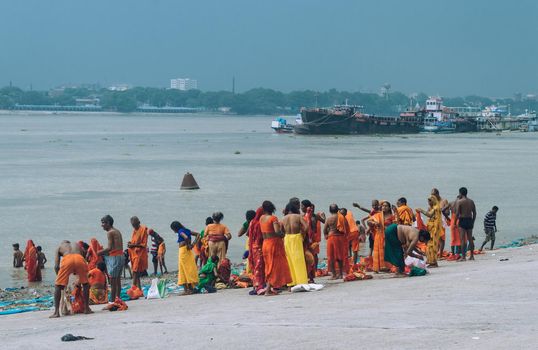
294, 105, 424, 135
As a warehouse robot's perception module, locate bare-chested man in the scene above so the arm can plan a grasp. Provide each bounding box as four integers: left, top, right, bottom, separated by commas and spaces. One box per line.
50, 241, 92, 318
454, 187, 477, 261
324, 204, 347, 279
98, 215, 124, 301
384, 224, 430, 275
281, 203, 309, 286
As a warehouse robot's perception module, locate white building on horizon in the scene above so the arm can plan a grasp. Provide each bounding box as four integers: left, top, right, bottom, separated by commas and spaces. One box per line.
170, 78, 198, 91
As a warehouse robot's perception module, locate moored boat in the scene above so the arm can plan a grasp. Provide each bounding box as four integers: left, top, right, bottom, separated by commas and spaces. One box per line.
295, 105, 422, 135
271, 117, 294, 133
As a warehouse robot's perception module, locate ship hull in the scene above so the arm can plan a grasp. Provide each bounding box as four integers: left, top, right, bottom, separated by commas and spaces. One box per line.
296, 110, 421, 135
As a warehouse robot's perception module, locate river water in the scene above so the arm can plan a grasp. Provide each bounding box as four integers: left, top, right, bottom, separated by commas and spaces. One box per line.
1, 112, 536, 287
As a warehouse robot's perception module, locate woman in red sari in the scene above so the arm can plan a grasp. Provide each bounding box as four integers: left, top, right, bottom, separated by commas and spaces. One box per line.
24, 240, 41, 282
248, 207, 266, 294
367, 201, 397, 272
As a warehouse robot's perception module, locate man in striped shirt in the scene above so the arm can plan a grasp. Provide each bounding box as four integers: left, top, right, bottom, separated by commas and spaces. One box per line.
480, 206, 499, 251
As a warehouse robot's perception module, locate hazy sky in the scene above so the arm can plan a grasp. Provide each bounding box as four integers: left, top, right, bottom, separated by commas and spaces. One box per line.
1, 0, 536, 96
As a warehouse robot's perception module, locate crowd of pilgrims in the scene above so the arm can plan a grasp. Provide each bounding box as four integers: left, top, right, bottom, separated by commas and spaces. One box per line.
20, 187, 490, 303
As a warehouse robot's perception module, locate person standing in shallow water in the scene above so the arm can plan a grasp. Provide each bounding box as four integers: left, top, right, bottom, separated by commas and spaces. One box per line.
13, 243, 24, 268
455, 187, 477, 261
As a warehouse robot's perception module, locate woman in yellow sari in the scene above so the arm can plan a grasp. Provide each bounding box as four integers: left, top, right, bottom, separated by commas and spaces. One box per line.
417, 195, 442, 267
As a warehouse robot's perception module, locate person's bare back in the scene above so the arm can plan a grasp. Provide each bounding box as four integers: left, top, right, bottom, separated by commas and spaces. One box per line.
282, 213, 307, 236
323, 214, 338, 238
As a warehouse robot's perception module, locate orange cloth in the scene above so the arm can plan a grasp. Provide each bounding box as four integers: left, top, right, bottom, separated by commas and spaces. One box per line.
55, 254, 89, 287
397, 205, 414, 226
205, 223, 231, 242
88, 268, 107, 305
415, 210, 428, 253
109, 249, 123, 256
88, 268, 106, 286
87, 238, 103, 271
336, 213, 349, 237
327, 234, 347, 263
449, 215, 461, 247
127, 285, 144, 300
71, 285, 85, 314
371, 212, 394, 272
157, 242, 166, 257
260, 215, 278, 233
24, 240, 39, 282
346, 211, 360, 252
129, 225, 148, 273
262, 237, 291, 288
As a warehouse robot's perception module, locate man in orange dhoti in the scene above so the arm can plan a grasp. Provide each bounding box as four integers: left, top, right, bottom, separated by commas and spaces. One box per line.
324, 204, 348, 279
128, 216, 148, 289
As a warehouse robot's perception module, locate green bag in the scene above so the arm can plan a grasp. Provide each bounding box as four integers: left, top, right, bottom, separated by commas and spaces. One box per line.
409, 266, 427, 277
157, 279, 168, 298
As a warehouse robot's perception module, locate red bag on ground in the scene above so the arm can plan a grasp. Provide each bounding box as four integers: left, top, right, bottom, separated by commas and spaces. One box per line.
71, 285, 85, 314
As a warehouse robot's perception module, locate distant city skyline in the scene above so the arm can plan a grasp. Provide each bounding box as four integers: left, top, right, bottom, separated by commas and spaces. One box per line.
1, 0, 537, 97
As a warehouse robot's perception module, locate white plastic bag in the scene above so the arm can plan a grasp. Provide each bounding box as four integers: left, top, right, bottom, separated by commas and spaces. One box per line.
146, 278, 161, 299
405, 256, 426, 269
290, 283, 324, 293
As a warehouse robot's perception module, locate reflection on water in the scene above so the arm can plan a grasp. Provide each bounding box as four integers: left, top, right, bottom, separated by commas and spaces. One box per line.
1, 112, 537, 287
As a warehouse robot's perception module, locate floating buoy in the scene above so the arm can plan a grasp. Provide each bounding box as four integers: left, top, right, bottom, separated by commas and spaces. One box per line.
180, 172, 200, 190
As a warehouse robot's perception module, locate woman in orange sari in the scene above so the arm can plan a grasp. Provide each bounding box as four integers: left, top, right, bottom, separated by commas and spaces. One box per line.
367, 201, 396, 272
24, 240, 41, 282
260, 200, 291, 295
86, 238, 103, 271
